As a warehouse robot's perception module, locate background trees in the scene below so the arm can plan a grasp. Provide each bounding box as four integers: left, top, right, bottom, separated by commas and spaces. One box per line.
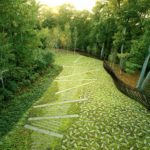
41, 0, 149, 77
40, 0, 149, 92
1, 0, 150, 103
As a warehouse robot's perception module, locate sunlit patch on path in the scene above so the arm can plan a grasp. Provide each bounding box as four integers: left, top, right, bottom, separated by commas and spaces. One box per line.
33, 99, 88, 108
24, 125, 63, 138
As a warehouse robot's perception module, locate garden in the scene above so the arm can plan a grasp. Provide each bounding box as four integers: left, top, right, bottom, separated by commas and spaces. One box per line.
0, 0, 150, 150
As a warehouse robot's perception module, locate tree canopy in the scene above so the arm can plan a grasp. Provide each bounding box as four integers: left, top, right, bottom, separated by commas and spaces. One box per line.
0, 0, 54, 104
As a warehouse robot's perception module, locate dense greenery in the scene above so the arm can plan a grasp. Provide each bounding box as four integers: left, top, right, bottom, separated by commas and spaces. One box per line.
0, 64, 61, 138
1, 0, 149, 104
0, 0, 54, 105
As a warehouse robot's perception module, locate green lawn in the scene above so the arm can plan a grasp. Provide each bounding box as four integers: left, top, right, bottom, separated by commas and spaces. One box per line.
1, 50, 150, 150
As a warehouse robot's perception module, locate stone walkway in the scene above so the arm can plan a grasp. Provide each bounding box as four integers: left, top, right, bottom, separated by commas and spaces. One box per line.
24, 53, 98, 150
24, 51, 150, 150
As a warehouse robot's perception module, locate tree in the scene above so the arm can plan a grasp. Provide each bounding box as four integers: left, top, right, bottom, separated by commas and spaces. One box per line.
73, 26, 78, 54
0, 0, 55, 102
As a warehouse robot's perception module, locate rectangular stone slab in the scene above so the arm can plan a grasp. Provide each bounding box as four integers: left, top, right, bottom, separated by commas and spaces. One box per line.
28, 114, 79, 121
24, 124, 63, 138
55, 79, 97, 82
33, 99, 88, 108
56, 81, 94, 94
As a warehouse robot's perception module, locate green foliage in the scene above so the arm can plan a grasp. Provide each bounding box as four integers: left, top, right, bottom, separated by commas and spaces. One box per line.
1, 0, 149, 102
39, 0, 150, 76
38, 28, 50, 49
125, 40, 147, 73
42, 11, 56, 29
0, 65, 62, 139
108, 49, 118, 64
0, 0, 55, 103
33, 50, 54, 71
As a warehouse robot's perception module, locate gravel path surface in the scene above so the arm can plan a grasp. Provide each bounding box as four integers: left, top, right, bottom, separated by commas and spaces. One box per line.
25, 51, 150, 150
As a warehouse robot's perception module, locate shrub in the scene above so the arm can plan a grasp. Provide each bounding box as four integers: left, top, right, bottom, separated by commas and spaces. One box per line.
33, 50, 54, 71
0, 88, 13, 101
7, 81, 18, 92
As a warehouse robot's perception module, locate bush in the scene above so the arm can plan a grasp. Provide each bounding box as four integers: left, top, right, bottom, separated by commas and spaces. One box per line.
22, 80, 31, 86
33, 50, 54, 71
0, 88, 13, 101
10, 67, 30, 81
7, 81, 18, 92
29, 73, 39, 82
43, 51, 54, 66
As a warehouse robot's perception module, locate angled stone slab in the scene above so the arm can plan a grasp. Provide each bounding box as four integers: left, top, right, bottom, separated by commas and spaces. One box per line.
56, 81, 94, 95
33, 99, 88, 108
58, 69, 100, 79
74, 56, 82, 63
24, 124, 63, 138
30, 122, 58, 132
28, 114, 79, 121
63, 65, 79, 68
55, 79, 97, 82
74, 62, 90, 65
31, 122, 60, 130
36, 120, 61, 127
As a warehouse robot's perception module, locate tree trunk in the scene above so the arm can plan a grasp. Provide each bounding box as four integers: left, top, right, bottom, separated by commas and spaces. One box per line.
136, 47, 150, 89
140, 71, 150, 91
1, 76, 5, 89
119, 44, 124, 74
117, 0, 121, 9
101, 43, 105, 59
